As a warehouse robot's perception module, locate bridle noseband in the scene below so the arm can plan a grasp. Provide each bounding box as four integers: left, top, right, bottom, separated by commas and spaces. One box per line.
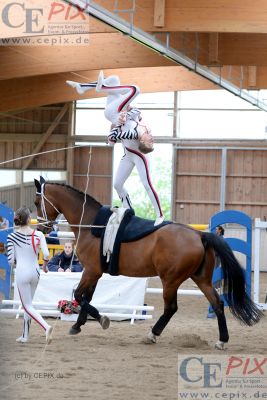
36, 183, 61, 225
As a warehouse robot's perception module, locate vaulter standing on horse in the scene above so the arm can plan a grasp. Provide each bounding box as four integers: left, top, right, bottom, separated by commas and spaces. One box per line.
67, 72, 164, 226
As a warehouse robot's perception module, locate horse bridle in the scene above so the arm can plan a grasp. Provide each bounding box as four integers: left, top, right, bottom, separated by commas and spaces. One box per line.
36, 183, 61, 226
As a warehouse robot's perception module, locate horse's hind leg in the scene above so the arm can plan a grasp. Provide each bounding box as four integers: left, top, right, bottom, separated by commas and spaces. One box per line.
192, 276, 229, 350
147, 283, 178, 343
69, 275, 110, 335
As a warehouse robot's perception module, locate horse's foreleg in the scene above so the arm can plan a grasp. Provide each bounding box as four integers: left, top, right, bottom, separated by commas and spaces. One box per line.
192, 278, 229, 350
147, 285, 178, 344
70, 285, 97, 335
70, 278, 110, 335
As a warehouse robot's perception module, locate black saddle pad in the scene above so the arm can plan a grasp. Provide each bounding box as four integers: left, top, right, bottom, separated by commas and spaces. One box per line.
91, 206, 172, 275
92, 206, 171, 242
122, 215, 171, 242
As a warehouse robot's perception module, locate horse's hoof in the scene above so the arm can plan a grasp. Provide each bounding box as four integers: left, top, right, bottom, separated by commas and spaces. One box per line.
215, 340, 225, 350
100, 315, 110, 330
69, 326, 81, 335
145, 330, 157, 344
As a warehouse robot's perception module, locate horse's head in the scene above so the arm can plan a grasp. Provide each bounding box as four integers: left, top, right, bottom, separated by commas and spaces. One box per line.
34, 176, 61, 234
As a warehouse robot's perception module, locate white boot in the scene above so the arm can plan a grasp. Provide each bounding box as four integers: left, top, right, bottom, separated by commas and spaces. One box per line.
66, 80, 96, 95
96, 70, 104, 92
46, 325, 53, 344
16, 336, 28, 343
154, 215, 164, 226
66, 80, 83, 95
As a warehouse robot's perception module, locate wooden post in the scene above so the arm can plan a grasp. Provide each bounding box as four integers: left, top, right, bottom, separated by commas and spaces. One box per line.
208, 33, 219, 65
154, 0, 165, 28
248, 66, 257, 88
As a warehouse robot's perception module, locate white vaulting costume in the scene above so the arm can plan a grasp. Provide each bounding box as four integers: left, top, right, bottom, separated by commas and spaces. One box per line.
7, 230, 51, 342
67, 72, 164, 225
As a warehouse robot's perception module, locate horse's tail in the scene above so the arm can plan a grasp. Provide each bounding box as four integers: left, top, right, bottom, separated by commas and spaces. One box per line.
201, 232, 263, 326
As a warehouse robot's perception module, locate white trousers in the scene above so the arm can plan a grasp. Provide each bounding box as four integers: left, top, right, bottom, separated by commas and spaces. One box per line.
76, 75, 140, 125
114, 147, 163, 218
16, 268, 49, 338
98, 75, 140, 124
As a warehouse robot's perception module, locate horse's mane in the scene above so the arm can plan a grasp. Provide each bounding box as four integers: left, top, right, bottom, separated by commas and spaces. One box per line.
50, 183, 102, 208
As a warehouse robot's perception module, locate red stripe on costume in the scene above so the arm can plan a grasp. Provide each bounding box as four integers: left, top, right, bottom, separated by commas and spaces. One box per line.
31, 230, 36, 254
18, 287, 46, 331
118, 86, 136, 112
125, 147, 163, 217
101, 85, 137, 112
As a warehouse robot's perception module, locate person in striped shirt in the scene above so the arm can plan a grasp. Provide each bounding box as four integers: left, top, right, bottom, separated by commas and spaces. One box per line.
7, 207, 53, 344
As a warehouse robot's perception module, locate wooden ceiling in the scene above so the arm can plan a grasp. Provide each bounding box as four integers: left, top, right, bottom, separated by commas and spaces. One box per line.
1, 0, 267, 112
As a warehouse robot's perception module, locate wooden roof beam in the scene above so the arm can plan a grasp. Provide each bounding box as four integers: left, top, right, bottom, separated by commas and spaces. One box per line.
71, 0, 267, 33
0, 66, 218, 112
166, 32, 267, 67
3, 32, 267, 83
3, 64, 267, 112
0, 33, 173, 80
2, 0, 267, 36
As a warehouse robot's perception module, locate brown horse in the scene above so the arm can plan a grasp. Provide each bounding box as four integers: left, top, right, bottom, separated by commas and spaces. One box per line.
34, 177, 263, 349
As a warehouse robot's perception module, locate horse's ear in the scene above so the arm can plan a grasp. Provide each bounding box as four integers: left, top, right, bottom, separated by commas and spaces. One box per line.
34, 179, 41, 193
40, 176, 46, 185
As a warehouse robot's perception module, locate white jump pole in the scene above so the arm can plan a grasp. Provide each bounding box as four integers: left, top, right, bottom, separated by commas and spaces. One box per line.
100, 313, 152, 320
48, 231, 75, 239
146, 288, 203, 296
1, 300, 154, 323
0, 309, 60, 317
0, 309, 152, 320
2, 300, 154, 312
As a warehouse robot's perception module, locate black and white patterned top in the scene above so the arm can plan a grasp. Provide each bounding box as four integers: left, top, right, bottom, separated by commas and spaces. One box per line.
7, 230, 49, 270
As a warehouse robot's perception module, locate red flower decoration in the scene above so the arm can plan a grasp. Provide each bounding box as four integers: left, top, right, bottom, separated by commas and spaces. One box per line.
72, 300, 79, 308
58, 299, 81, 314
58, 300, 68, 308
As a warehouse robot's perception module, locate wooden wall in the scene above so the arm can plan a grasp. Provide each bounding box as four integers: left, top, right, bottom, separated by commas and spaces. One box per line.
73, 146, 113, 205
226, 149, 267, 217
0, 146, 113, 211
0, 105, 68, 170
0, 183, 37, 212
173, 148, 221, 223
173, 144, 267, 224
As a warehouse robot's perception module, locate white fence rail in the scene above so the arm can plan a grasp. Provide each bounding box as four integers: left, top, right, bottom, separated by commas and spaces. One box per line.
1, 300, 154, 324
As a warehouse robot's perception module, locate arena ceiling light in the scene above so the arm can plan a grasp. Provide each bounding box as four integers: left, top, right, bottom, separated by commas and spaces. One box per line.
64, 0, 267, 112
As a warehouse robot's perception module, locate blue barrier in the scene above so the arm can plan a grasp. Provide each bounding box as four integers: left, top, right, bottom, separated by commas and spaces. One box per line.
208, 210, 252, 316
0, 203, 14, 299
